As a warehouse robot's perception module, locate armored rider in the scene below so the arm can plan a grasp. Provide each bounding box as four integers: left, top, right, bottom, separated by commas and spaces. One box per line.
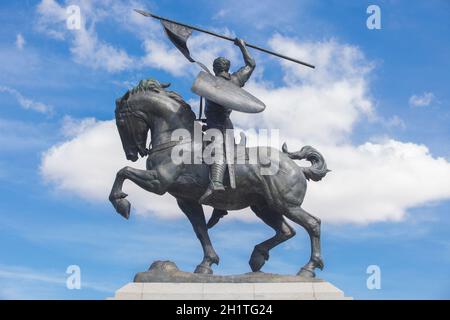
199, 37, 256, 204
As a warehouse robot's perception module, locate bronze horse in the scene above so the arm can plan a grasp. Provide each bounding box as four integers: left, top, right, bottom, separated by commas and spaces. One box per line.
109, 79, 329, 277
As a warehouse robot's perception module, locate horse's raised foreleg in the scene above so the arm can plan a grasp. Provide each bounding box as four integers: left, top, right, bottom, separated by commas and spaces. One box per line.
176, 198, 220, 274
249, 204, 296, 272
284, 206, 324, 278
109, 166, 164, 219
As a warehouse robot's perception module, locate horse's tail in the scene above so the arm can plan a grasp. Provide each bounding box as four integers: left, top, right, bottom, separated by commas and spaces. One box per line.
282, 143, 330, 182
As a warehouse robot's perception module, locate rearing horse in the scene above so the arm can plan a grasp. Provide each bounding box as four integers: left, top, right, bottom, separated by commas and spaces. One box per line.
109, 79, 329, 277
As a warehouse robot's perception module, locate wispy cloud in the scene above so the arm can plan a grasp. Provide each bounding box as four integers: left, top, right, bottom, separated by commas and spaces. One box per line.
15, 33, 25, 50
409, 92, 435, 107
212, 8, 229, 20
383, 115, 406, 129
0, 213, 202, 268
36, 0, 134, 73
210, 0, 309, 30
0, 265, 65, 286
0, 118, 53, 151
34, 0, 241, 76
0, 264, 115, 299
35, 0, 67, 40
0, 85, 52, 114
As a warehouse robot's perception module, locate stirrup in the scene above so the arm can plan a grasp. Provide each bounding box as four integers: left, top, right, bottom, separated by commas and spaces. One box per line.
199, 183, 224, 204
210, 180, 225, 191
199, 187, 213, 204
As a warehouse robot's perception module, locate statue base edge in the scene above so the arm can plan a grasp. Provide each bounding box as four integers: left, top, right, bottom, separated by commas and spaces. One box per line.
108, 281, 352, 300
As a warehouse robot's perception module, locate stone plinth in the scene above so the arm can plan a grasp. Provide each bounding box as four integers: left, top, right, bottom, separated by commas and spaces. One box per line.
109, 261, 352, 300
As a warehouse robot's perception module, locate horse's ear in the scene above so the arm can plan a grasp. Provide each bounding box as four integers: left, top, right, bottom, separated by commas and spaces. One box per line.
161, 82, 171, 88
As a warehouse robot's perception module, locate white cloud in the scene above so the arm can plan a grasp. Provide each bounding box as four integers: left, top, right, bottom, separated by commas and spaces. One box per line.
409, 92, 435, 107
36, 0, 67, 40
188, 30, 239, 71
34, 0, 247, 76
140, 39, 189, 77
15, 34, 25, 50
0, 85, 52, 113
36, 0, 134, 73
40, 119, 183, 219
304, 140, 450, 223
236, 36, 375, 145
40, 36, 450, 225
61, 116, 97, 137
70, 26, 133, 73
268, 35, 375, 87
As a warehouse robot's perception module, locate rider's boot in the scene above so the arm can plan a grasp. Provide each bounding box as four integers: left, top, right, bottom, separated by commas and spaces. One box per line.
199, 162, 226, 204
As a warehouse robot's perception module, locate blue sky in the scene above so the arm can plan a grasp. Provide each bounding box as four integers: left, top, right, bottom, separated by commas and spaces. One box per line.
0, 0, 449, 299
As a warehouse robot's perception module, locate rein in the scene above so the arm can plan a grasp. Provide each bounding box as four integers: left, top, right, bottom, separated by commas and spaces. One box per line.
148, 138, 192, 156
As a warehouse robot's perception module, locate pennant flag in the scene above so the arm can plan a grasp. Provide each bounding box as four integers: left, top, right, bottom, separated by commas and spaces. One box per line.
161, 20, 195, 62
160, 20, 211, 74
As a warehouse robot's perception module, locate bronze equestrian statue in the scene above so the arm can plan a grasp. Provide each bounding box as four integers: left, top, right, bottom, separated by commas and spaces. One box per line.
109, 78, 329, 277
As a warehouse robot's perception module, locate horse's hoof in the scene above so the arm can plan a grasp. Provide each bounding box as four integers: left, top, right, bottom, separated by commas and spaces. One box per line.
297, 268, 316, 278
109, 191, 128, 201
115, 198, 131, 219
249, 247, 269, 272
315, 257, 325, 271
194, 264, 213, 274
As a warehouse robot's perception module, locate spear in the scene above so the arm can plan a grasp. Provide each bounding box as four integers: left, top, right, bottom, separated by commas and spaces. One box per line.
135, 9, 315, 69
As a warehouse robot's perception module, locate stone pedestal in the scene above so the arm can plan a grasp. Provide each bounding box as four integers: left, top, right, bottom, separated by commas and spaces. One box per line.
111, 281, 351, 300
109, 261, 352, 300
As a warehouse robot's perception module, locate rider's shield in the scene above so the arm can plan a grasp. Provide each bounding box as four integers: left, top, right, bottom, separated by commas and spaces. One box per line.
191, 71, 266, 113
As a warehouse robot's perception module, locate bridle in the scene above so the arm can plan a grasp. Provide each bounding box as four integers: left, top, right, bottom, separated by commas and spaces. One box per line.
117, 104, 192, 158
147, 138, 192, 157
117, 105, 150, 155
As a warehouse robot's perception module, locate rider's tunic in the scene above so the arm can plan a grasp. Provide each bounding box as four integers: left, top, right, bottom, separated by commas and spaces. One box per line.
204, 71, 249, 132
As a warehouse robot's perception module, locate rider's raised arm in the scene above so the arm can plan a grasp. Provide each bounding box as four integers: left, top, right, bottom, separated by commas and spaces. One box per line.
232, 38, 256, 87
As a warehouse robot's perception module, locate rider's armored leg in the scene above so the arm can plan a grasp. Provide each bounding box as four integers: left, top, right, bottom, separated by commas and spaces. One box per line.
199, 142, 226, 204
210, 161, 226, 190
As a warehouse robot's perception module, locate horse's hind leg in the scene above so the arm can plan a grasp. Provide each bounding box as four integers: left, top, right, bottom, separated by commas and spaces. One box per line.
284, 206, 323, 278
249, 204, 296, 272
176, 198, 220, 274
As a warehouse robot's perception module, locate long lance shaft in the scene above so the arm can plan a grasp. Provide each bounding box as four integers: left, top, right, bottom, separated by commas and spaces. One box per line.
135, 9, 315, 69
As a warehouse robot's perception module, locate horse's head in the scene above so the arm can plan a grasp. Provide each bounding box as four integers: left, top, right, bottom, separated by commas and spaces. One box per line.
115, 100, 148, 162
115, 78, 194, 162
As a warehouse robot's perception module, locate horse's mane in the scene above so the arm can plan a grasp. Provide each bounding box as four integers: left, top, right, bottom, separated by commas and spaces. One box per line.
164, 90, 192, 110
116, 78, 192, 112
